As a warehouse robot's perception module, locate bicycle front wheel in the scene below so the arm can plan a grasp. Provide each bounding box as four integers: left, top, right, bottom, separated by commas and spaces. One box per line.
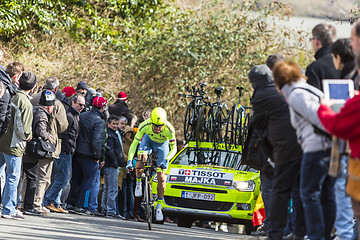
145, 176, 152, 230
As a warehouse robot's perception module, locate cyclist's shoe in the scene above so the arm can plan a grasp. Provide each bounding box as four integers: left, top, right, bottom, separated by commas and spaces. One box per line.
135, 184, 142, 197
155, 203, 163, 221
126, 160, 133, 170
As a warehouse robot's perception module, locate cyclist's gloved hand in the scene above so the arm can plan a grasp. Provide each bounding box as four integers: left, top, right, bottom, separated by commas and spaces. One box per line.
159, 159, 168, 169
126, 160, 133, 170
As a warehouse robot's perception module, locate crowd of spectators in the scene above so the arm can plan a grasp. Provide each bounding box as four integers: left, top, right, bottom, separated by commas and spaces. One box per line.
248, 21, 360, 240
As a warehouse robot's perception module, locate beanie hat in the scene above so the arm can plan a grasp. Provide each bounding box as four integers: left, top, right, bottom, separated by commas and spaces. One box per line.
39, 90, 56, 106
76, 81, 88, 90
117, 91, 128, 101
19, 71, 37, 91
87, 87, 96, 96
62, 86, 76, 97
92, 96, 107, 108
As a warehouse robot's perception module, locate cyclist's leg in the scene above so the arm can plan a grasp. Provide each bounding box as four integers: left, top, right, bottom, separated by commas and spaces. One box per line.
135, 154, 145, 179
154, 140, 170, 199
135, 134, 153, 197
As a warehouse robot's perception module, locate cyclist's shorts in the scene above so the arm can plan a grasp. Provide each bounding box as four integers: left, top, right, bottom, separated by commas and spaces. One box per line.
138, 134, 169, 170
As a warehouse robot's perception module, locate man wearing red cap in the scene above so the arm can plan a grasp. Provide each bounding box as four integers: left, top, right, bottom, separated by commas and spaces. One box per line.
66, 96, 107, 216
61, 86, 76, 110
109, 91, 132, 117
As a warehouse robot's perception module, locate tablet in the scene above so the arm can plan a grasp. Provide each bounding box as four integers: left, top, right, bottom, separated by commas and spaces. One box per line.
322, 79, 354, 112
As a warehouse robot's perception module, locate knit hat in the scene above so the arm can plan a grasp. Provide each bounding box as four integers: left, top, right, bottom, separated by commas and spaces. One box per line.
62, 86, 76, 97
76, 81, 88, 90
87, 87, 96, 96
117, 91, 128, 101
19, 71, 37, 91
92, 96, 107, 108
39, 90, 56, 106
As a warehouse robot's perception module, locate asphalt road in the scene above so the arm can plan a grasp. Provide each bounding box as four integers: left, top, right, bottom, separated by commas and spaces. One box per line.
0, 212, 267, 240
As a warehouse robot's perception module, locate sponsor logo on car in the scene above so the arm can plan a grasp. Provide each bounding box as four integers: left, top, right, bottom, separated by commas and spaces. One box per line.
168, 168, 234, 186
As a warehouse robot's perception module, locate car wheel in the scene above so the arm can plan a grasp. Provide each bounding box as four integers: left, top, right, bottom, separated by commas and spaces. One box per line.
177, 217, 193, 228
244, 221, 257, 235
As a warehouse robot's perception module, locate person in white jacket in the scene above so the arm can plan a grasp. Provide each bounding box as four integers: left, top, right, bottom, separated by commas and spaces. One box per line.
273, 60, 336, 240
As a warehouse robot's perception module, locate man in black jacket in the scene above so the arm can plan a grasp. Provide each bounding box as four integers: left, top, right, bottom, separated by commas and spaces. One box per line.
0, 62, 23, 137
108, 91, 132, 117
306, 23, 340, 91
101, 115, 124, 218
66, 96, 107, 215
43, 93, 85, 213
249, 65, 305, 240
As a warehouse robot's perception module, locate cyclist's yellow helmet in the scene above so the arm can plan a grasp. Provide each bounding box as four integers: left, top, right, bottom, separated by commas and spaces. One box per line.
150, 107, 167, 125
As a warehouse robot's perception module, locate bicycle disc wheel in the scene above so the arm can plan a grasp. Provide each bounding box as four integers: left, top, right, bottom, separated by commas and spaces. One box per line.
184, 102, 195, 142
145, 176, 152, 230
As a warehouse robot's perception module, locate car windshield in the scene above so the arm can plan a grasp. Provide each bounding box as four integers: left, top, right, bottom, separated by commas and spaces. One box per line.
172, 148, 257, 172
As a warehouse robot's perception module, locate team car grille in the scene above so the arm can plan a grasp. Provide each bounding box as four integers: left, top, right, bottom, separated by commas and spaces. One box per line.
170, 185, 228, 194
164, 196, 233, 211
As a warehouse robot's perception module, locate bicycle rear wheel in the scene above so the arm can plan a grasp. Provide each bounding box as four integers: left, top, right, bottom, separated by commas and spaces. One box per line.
145, 176, 152, 230
184, 102, 196, 142
214, 104, 228, 146
233, 106, 243, 148
195, 106, 207, 147
241, 112, 251, 147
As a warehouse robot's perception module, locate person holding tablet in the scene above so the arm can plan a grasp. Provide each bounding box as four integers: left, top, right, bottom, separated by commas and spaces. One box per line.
318, 53, 360, 240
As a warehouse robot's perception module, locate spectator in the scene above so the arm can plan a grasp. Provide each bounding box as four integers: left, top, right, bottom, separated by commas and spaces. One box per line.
0, 71, 36, 219
61, 86, 76, 110
265, 54, 284, 70
22, 90, 56, 216
306, 23, 340, 91
329, 38, 355, 240
248, 65, 305, 239
118, 116, 136, 220
317, 53, 360, 240
43, 93, 85, 213
30, 77, 68, 214
76, 81, 88, 97
273, 60, 336, 240
101, 115, 124, 218
66, 96, 107, 216
108, 91, 132, 117
176, 139, 186, 152
0, 62, 24, 138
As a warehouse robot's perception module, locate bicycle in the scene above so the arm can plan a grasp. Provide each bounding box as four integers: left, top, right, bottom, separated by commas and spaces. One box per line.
225, 86, 252, 150
134, 155, 157, 230
179, 82, 208, 143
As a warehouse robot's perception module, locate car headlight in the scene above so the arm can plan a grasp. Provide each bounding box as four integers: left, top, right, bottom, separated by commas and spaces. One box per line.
233, 180, 255, 192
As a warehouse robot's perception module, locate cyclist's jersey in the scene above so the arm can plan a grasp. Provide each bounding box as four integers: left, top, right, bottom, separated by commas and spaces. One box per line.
127, 118, 176, 161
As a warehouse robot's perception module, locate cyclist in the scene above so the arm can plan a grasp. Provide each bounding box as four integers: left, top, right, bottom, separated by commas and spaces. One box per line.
127, 107, 176, 221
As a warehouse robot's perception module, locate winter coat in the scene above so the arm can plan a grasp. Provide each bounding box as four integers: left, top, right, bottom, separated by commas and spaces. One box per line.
0, 69, 16, 137
105, 127, 124, 168
281, 79, 331, 153
108, 99, 132, 117
318, 94, 360, 158
0, 90, 33, 157
306, 45, 340, 91
75, 107, 106, 161
121, 125, 135, 164
59, 106, 80, 154
249, 65, 302, 165
23, 106, 52, 163
31, 92, 68, 158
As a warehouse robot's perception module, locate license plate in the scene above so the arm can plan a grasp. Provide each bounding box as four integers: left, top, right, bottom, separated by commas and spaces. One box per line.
181, 191, 215, 201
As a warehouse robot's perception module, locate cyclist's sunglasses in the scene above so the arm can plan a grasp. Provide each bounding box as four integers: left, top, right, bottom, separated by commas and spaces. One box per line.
152, 123, 164, 128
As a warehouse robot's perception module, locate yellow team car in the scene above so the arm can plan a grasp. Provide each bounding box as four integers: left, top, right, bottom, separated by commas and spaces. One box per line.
152, 141, 260, 234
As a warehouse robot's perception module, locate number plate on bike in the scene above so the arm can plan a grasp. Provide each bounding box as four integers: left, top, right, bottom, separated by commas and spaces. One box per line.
181, 191, 215, 201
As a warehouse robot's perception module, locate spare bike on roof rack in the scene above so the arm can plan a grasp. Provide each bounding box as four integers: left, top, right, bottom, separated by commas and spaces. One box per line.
225, 86, 252, 150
